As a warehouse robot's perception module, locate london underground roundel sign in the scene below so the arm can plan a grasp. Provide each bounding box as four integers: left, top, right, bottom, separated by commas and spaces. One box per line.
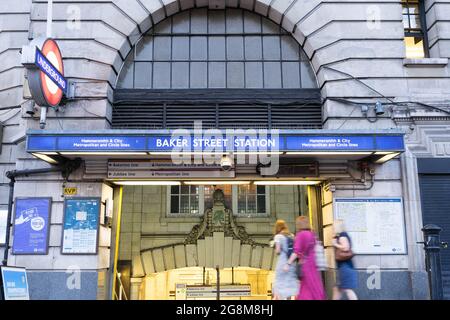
24, 38, 67, 108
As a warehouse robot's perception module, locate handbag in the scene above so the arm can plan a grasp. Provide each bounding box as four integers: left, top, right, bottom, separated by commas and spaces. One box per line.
335, 247, 354, 262
295, 259, 303, 279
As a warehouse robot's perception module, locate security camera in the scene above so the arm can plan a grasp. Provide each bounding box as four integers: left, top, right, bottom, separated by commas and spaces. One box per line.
220, 155, 234, 171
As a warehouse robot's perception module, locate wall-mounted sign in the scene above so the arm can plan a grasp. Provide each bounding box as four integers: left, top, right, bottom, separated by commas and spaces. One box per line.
1, 267, 30, 300
64, 187, 78, 196
334, 198, 407, 254
62, 198, 100, 254
108, 160, 235, 179
12, 198, 52, 255
0, 210, 8, 245
27, 132, 405, 153
185, 285, 251, 298
21, 38, 66, 107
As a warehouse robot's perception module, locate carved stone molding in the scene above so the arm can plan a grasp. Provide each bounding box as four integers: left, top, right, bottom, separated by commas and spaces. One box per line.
403, 124, 450, 157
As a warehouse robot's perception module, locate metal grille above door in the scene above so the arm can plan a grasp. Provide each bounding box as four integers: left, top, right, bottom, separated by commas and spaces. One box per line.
112, 89, 322, 129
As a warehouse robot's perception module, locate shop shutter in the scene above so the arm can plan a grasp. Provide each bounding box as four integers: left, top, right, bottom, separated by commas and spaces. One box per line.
419, 174, 450, 299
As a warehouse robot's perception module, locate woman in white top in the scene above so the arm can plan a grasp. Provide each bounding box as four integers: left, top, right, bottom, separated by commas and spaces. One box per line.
272, 219, 299, 300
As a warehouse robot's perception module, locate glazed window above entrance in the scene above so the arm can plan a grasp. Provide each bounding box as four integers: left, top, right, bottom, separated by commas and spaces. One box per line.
168, 185, 269, 217
113, 8, 322, 130
402, 0, 429, 58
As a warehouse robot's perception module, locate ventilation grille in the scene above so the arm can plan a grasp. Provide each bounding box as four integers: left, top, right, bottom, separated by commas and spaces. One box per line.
112, 104, 322, 129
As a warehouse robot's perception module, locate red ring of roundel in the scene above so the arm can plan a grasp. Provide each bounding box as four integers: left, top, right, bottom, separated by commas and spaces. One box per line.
39, 39, 64, 107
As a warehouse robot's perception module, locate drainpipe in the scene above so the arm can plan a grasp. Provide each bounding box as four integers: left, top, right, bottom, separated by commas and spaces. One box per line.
2, 159, 82, 266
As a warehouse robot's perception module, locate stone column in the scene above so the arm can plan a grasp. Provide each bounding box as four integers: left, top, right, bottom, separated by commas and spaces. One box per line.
130, 277, 144, 300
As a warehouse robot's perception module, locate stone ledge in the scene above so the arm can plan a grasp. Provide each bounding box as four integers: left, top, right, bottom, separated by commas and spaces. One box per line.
403, 58, 449, 68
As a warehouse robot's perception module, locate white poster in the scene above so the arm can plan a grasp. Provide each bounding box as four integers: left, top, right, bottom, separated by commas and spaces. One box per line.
334, 198, 406, 254
0, 210, 8, 245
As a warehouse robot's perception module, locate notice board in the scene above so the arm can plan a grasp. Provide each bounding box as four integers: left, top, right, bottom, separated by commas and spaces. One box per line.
334, 198, 407, 254
62, 198, 100, 254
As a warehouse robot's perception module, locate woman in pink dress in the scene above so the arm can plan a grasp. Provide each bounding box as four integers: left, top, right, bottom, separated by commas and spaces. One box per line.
286, 216, 326, 300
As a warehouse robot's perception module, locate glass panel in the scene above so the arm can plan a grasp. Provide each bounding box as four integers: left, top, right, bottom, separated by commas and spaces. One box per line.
264, 62, 282, 88
191, 36, 208, 60
190, 195, 199, 214
281, 35, 300, 60
257, 195, 266, 214
209, 36, 226, 60
257, 186, 265, 194
404, 36, 425, 58
134, 62, 152, 89
181, 185, 190, 194
243, 11, 261, 33
209, 10, 225, 34
153, 36, 171, 60
172, 11, 190, 33
263, 36, 281, 60
135, 36, 153, 61
245, 62, 263, 88
402, 15, 410, 29
171, 185, 180, 194
227, 62, 245, 88
282, 62, 301, 88
262, 18, 280, 33
247, 195, 257, 213
117, 57, 134, 88
154, 17, 171, 33
409, 4, 419, 14
180, 195, 190, 213
409, 14, 421, 29
153, 62, 171, 88
172, 36, 190, 60
190, 62, 207, 88
226, 9, 243, 34
227, 37, 244, 60
245, 36, 262, 60
301, 62, 318, 88
209, 62, 226, 88
171, 195, 179, 213
238, 194, 246, 214
172, 62, 189, 88
191, 9, 208, 34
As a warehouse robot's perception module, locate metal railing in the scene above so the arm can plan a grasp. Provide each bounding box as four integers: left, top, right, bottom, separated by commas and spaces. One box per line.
113, 273, 128, 301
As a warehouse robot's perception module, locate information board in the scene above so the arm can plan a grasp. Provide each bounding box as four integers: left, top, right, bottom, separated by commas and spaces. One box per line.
62, 198, 100, 254
334, 198, 406, 254
12, 198, 52, 255
1, 267, 30, 300
0, 210, 7, 245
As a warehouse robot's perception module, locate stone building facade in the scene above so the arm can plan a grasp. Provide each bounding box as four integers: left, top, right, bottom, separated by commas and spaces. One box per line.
1, 0, 450, 300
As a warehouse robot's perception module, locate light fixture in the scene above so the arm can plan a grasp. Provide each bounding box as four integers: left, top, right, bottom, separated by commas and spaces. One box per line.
32, 153, 59, 164
184, 181, 251, 185
375, 101, 385, 115
374, 152, 400, 164
254, 181, 321, 186
59, 152, 148, 156
113, 181, 181, 186
285, 152, 372, 156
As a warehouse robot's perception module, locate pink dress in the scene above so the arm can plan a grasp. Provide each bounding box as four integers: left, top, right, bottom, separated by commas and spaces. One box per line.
294, 230, 326, 300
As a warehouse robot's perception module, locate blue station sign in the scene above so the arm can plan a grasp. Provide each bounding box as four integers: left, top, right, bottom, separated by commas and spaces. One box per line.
26, 131, 405, 154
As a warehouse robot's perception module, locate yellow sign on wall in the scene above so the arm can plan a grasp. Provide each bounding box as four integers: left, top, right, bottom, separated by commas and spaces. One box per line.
64, 187, 78, 196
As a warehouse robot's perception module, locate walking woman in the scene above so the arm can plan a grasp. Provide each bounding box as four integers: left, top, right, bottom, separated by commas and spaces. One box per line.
286, 216, 326, 300
272, 220, 299, 300
332, 219, 358, 300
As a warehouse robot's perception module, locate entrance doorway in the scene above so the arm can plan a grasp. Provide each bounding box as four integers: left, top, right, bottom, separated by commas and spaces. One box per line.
112, 182, 324, 300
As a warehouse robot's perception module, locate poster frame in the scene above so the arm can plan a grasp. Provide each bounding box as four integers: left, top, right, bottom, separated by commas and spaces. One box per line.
11, 197, 52, 255
0, 209, 8, 246
0, 266, 30, 300
61, 197, 101, 255
333, 197, 408, 255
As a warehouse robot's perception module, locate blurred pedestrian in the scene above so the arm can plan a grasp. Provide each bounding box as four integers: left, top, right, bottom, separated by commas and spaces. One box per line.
285, 216, 326, 300
272, 220, 299, 300
332, 219, 358, 300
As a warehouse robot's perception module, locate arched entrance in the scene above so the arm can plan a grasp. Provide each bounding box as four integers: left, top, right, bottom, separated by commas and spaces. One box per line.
111, 7, 321, 300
